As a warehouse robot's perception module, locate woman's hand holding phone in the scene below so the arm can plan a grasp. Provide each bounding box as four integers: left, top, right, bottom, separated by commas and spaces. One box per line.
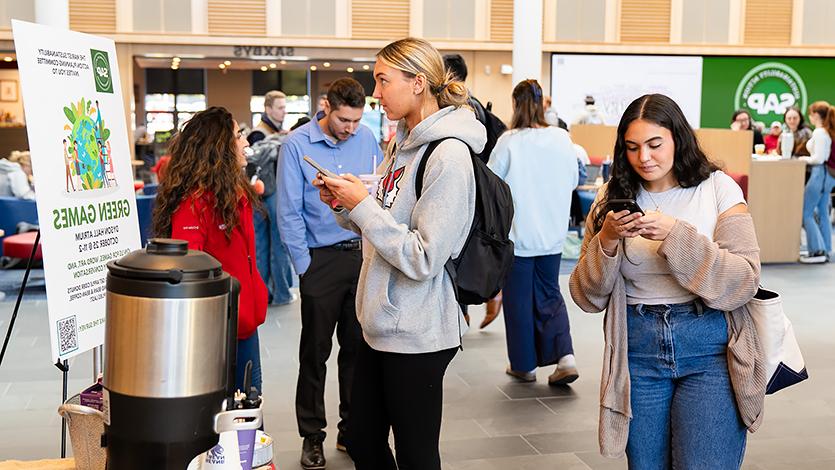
599, 210, 643, 255
318, 173, 369, 211
633, 212, 676, 241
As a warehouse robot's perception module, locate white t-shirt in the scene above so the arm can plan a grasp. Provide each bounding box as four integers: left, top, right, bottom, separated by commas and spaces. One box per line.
620, 170, 745, 305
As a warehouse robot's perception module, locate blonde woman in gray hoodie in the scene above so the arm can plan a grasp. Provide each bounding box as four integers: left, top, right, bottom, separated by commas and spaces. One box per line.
314, 37, 485, 470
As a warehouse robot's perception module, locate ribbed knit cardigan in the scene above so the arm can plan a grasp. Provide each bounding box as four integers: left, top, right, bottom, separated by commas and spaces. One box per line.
569, 210, 767, 459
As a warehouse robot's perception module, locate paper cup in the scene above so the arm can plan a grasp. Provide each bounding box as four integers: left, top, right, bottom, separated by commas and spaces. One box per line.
358, 174, 382, 195
754, 144, 765, 155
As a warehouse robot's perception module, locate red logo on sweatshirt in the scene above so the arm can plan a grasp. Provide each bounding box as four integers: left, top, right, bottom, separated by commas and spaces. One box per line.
377, 165, 405, 209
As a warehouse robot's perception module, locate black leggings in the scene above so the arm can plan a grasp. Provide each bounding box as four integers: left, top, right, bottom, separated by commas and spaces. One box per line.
346, 340, 457, 470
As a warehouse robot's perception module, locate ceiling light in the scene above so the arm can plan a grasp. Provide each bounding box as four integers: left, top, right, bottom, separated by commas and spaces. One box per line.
171, 65, 178, 70
323, 62, 331, 68
219, 64, 226, 69
280, 60, 287, 65
172, 57, 181, 63
269, 63, 277, 69
347, 67, 354, 73
223, 60, 231, 66
261, 66, 268, 71
3, 57, 13, 62
310, 65, 317, 71
362, 64, 370, 70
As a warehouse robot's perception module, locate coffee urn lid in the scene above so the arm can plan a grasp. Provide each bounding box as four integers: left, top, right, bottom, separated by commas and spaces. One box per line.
107, 238, 230, 299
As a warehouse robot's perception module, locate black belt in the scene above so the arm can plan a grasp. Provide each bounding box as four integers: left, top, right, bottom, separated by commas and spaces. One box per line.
328, 239, 362, 251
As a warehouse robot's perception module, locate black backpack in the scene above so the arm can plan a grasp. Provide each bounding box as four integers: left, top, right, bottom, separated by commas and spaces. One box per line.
416, 137, 515, 305
469, 95, 507, 163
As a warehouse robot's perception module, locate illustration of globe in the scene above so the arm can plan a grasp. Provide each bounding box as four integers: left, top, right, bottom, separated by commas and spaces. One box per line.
71, 115, 101, 183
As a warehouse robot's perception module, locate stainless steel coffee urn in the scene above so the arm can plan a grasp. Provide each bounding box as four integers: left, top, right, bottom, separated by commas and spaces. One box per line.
103, 238, 239, 469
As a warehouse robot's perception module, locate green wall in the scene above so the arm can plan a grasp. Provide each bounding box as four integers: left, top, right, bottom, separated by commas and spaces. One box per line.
701, 57, 835, 128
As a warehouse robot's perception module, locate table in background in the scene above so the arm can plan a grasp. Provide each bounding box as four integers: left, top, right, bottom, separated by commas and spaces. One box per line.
748, 159, 806, 263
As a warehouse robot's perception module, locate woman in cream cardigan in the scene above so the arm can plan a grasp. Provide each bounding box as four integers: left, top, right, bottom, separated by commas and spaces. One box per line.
570, 94, 765, 469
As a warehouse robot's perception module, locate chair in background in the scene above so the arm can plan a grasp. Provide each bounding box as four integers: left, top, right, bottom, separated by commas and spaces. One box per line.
0, 196, 39, 257
135, 194, 157, 247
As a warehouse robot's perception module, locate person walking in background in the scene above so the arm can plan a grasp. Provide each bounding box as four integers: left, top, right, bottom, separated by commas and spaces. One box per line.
731, 109, 765, 152
247, 90, 295, 305
276, 78, 380, 469
315, 37, 483, 470
778, 106, 812, 157
488, 79, 580, 385
572, 95, 605, 126
570, 94, 764, 468
798, 101, 835, 264
152, 107, 268, 396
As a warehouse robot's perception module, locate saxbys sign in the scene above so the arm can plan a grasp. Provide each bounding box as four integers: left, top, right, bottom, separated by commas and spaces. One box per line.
233, 46, 295, 57
734, 62, 808, 124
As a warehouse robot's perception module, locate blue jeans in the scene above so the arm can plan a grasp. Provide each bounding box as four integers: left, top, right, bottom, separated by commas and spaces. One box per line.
802, 165, 835, 254
502, 254, 574, 371
236, 330, 262, 395
254, 191, 294, 304
626, 302, 746, 469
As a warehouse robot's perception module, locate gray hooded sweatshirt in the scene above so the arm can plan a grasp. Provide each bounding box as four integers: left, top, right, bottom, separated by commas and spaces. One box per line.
335, 106, 486, 353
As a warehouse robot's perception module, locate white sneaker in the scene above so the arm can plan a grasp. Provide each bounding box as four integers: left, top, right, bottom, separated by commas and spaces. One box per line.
799, 251, 828, 264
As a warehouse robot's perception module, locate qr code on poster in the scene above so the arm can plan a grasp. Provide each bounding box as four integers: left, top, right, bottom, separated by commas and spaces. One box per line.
57, 316, 78, 355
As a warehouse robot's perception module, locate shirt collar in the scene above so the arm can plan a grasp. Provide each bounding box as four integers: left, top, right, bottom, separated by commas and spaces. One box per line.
308, 113, 342, 147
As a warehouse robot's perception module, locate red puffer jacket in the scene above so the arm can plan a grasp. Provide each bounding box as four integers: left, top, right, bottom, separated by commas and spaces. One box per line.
171, 193, 267, 339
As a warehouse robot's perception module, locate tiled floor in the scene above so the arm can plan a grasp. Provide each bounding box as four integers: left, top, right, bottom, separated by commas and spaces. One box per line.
1, 261, 834, 469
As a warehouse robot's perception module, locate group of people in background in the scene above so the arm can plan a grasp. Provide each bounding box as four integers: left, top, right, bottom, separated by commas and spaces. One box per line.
142, 34, 835, 470
730, 104, 835, 264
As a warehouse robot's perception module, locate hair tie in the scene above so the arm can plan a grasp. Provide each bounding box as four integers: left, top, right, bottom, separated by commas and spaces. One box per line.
433, 82, 450, 95
530, 81, 542, 102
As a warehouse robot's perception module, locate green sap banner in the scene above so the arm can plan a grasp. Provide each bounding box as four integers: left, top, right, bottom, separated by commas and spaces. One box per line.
701, 57, 835, 129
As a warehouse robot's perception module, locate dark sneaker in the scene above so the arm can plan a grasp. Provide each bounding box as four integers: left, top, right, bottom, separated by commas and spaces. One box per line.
301, 435, 326, 469
336, 431, 347, 452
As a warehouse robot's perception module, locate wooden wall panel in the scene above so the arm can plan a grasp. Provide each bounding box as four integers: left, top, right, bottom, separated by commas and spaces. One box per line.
620, 0, 671, 43
69, 0, 116, 33
744, 0, 792, 46
208, 0, 266, 36
351, 0, 410, 40
490, 0, 513, 42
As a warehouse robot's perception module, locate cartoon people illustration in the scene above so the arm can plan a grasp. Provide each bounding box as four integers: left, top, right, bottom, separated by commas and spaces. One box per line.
73, 139, 82, 190
63, 138, 76, 192
97, 140, 109, 188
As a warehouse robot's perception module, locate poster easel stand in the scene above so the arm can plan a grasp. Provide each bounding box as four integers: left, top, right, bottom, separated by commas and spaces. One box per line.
0, 230, 71, 458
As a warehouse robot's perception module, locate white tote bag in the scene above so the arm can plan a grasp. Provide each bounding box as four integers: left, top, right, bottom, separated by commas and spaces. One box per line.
745, 288, 808, 394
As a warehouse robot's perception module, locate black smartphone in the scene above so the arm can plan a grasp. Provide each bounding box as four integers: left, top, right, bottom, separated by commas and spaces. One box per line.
303, 155, 339, 179
606, 198, 645, 215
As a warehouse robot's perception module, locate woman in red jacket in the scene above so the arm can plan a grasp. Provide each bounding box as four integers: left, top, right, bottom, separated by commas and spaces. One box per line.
152, 106, 268, 394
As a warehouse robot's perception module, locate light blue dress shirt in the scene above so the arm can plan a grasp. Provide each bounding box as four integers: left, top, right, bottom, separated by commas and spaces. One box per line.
276, 117, 381, 274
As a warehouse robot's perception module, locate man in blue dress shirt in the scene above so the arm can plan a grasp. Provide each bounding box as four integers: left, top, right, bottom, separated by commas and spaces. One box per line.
276, 78, 380, 470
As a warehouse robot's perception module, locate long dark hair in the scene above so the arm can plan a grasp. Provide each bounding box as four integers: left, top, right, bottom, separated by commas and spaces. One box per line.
591, 94, 720, 234
731, 109, 753, 130
511, 79, 548, 129
152, 107, 258, 239
783, 106, 808, 131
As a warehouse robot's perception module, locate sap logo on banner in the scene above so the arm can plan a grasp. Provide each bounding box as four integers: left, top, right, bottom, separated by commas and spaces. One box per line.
747, 93, 796, 115
735, 62, 807, 123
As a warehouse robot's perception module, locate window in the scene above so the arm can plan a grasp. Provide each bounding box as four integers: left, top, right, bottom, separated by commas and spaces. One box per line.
281, 0, 336, 36
251, 69, 310, 130
802, 0, 835, 45
681, 0, 729, 44
144, 68, 206, 135
554, 0, 605, 42
0, 0, 35, 29
134, 0, 191, 33
423, 0, 476, 39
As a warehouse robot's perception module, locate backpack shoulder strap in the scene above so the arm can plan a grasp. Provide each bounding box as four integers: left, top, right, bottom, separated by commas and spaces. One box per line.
415, 137, 469, 199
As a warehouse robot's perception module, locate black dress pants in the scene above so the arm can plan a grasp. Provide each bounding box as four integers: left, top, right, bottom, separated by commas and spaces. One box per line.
346, 340, 458, 470
296, 247, 362, 439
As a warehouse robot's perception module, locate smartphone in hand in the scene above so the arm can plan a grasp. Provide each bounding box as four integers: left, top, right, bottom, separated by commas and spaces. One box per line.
606, 198, 645, 215
303, 155, 339, 179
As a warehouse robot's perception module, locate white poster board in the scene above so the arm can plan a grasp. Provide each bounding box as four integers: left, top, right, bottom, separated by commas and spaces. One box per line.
12, 20, 141, 362
551, 54, 704, 128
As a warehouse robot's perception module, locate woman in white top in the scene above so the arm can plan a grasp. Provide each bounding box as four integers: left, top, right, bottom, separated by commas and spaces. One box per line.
798, 101, 835, 263
487, 79, 580, 385
570, 93, 759, 468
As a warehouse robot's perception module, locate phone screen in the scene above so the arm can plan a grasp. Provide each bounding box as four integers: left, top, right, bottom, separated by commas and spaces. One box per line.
606, 198, 645, 215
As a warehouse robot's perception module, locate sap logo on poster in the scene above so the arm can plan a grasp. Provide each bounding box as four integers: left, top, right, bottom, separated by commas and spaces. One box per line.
734, 62, 807, 123
747, 93, 796, 115
206, 445, 225, 465
96, 66, 109, 79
